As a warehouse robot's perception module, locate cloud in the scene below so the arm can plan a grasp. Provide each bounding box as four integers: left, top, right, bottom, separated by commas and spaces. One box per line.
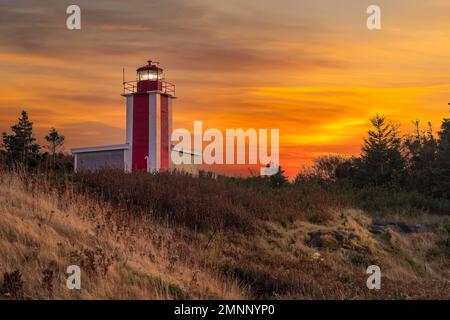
0, 0, 449, 177
39, 120, 125, 150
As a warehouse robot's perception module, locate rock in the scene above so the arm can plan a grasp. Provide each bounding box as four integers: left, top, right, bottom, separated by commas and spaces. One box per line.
372, 219, 390, 227
306, 231, 326, 248
369, 224, 385, 234
369, 220, 426, 234
394, 222, 409, 233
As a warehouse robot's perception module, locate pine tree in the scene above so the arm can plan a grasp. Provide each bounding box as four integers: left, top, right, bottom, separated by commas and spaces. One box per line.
269, 166, 288, 188
2, 110, 40, 164
358, 115, 405, 185
45, 128, 65, 168
403, 121, 437, 194
435, 115, 450, 198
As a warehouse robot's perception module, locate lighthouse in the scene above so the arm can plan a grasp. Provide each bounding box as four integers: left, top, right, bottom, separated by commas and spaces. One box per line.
72, 60, 199, 175
122, 60, 175, 172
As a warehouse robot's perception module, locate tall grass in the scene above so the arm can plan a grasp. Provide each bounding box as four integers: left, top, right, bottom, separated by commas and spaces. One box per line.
0, 167, 245, 299
1, 167, 449, 299
71, 170, 347, 232
71, 170, 450, 235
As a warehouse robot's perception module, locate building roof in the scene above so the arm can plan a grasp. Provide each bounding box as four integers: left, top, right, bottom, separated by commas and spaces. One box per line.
72, 143, 200, 157
71, 144, 129, 154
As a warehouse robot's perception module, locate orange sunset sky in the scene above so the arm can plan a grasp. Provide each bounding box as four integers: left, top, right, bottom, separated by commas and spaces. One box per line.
0, 0, 449, 177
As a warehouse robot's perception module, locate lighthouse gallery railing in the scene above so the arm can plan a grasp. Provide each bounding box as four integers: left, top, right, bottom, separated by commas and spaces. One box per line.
123, 80, 176, 96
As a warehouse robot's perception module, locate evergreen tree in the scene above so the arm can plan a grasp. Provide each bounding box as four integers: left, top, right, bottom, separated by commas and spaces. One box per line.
1, 110, 40, 165
269, 165, 288, 188
357, 115, 405, 186
403, 120, 437, 194
435, 115, 450, 198
45, 127, 65, 167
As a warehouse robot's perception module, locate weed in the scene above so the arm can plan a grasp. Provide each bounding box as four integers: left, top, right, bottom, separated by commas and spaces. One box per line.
41, 268, 54, 298
2, 270, 24, 299
70, 247, 112, 277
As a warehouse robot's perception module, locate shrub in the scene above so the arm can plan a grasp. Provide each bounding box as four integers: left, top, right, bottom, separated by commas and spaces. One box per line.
72, 170, 341, 233
1, 270, 24, 299
444, 218, 450, 234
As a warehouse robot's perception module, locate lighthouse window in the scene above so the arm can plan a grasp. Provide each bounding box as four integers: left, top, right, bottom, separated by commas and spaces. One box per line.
139, 70, 159, 81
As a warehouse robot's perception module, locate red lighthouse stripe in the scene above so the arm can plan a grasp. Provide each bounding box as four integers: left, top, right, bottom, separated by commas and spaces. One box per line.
160, 95, 169, 171
132, 94, 150, 171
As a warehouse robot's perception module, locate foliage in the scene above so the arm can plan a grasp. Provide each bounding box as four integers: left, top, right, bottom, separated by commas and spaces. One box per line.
45, 127, 65, 168
444, 218, 450, 234
1, 270, 24, 299
295, 155, 352, 184
1, 111, 72, 172
1, 110, 40, 166
297, 112, 450, 201
269, 165, 288, 188
356, 115, 405, 186
403, 120, 437, 195
435, 117, 450, 198
72, 169, 343, 233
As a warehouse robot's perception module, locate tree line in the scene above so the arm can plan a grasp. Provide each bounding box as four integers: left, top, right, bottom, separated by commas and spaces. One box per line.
296, 113, 450, 199
1, 109, 449, 200
1, 110, 72, 171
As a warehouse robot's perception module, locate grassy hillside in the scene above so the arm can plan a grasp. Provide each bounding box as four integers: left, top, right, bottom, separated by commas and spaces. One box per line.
0, 168, 449, 299
0, 169, 243, 299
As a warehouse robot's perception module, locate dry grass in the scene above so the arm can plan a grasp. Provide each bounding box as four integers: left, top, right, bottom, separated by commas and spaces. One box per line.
194, 208, 449, 299
0, 168, 449, 299
71, 170, 346, 233
0, 169, 244, 299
